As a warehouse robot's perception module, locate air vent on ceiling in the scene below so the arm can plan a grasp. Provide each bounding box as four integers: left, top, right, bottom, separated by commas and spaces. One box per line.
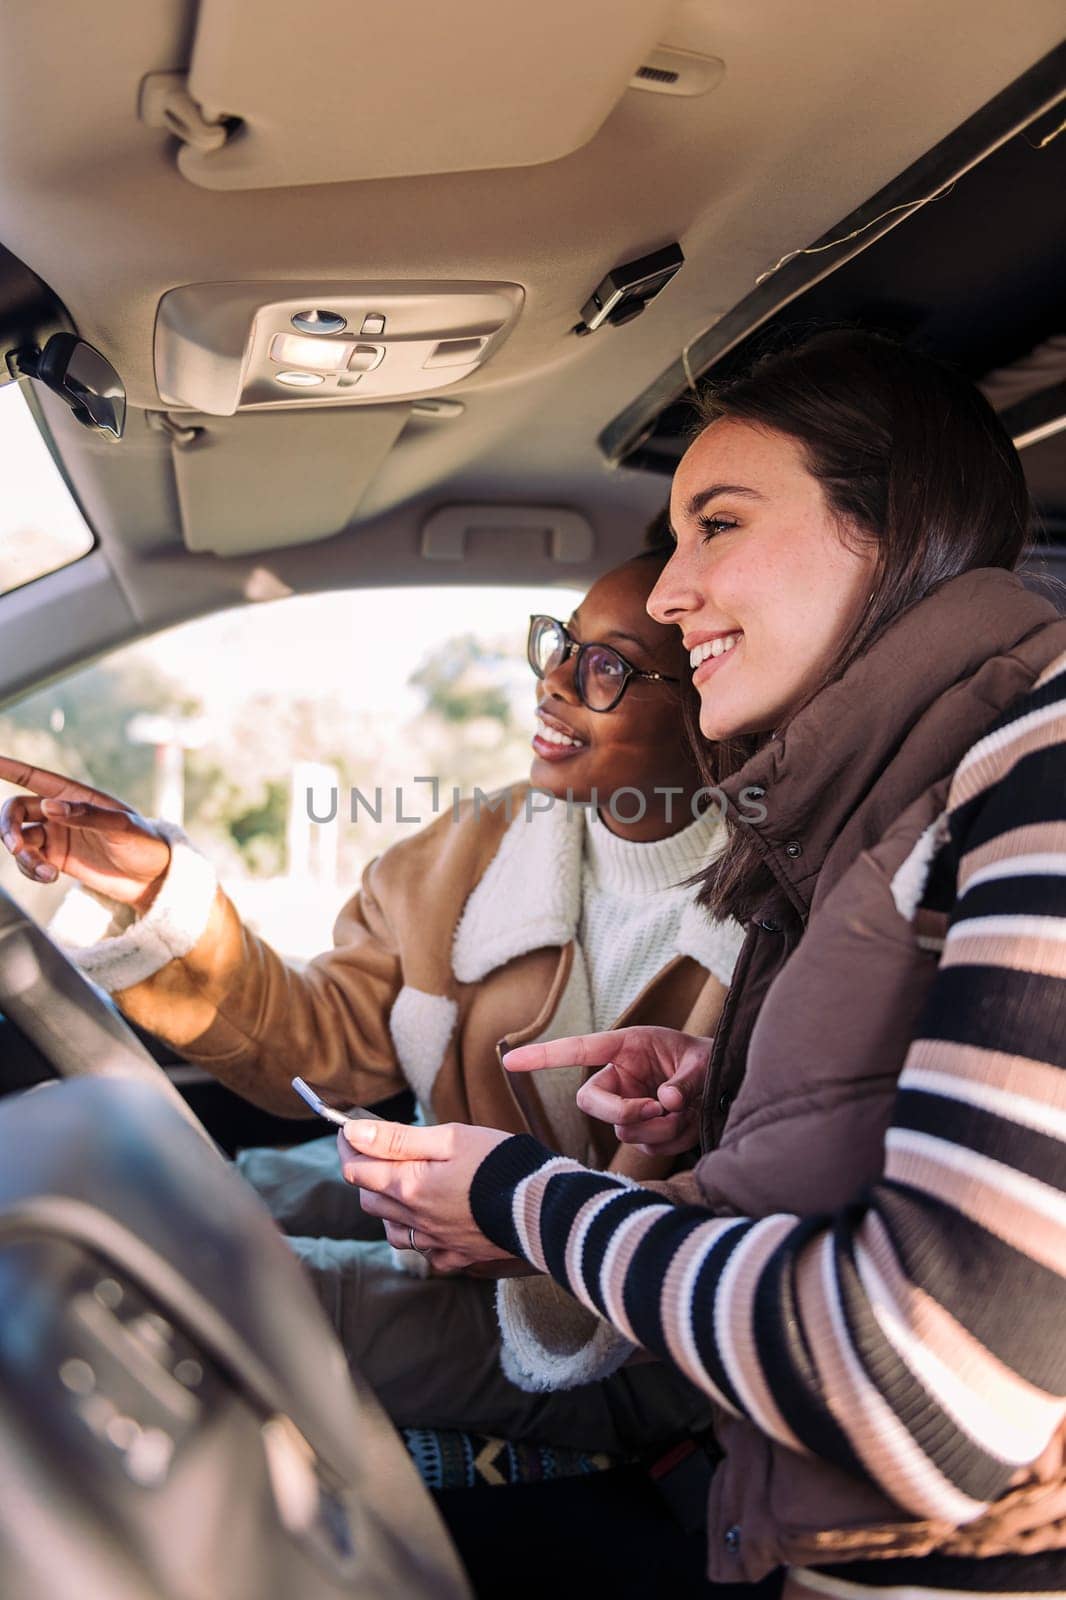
629, 47, 725, 99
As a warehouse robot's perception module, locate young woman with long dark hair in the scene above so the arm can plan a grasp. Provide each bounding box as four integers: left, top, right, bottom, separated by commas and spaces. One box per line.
339, 331, 1066, 1598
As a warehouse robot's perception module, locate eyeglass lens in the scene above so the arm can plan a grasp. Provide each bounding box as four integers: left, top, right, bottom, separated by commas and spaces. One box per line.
577, 644, 627, 710
529, 618, 566, 676
529, 618, 628, 711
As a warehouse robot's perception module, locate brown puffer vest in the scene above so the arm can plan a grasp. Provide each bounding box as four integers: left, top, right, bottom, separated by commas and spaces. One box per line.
688, 568, 1066, 1583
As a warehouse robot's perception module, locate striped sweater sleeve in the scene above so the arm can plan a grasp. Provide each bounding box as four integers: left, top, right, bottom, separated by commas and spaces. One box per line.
470, 651, 1066, 1524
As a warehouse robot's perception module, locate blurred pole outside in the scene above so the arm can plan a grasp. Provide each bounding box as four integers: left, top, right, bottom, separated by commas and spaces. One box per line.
221, 762, 341, 959
125, 713, 211, 825
288, 761, 340, 884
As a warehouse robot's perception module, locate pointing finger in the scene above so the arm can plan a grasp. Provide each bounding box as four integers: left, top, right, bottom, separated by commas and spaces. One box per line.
0, 755, 129, 812
502, 1031, 630, 1074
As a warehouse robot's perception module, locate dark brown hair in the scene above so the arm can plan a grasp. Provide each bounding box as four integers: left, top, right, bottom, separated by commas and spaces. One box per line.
686, 329, 1032, 918
642, 504, 675, 553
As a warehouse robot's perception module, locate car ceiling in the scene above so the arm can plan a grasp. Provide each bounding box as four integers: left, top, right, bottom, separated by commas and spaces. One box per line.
0, 1, 1063, 703
617, 96, 1066, 541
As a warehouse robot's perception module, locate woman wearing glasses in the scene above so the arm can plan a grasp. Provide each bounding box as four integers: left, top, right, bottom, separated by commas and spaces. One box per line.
0, 544, 743, 1457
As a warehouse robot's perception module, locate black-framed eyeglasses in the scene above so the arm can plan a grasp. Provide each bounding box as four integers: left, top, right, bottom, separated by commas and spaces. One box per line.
527, 615, 680, 713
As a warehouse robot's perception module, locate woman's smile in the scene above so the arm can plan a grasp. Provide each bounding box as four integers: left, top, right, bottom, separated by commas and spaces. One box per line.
531, 705, 589, 761
687, 629, 743, 689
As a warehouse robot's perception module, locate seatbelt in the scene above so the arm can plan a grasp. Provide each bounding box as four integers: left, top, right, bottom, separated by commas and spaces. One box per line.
644, 1429, 722, 1535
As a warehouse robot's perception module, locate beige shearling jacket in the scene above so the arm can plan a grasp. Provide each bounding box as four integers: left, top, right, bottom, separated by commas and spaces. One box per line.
58, 783, 743, 1176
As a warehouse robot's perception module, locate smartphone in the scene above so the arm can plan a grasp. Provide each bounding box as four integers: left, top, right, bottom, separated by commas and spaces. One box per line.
291, 1075, 384, 1127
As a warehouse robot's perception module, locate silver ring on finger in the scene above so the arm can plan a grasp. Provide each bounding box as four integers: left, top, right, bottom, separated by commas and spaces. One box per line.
407, 1225, 432, 1259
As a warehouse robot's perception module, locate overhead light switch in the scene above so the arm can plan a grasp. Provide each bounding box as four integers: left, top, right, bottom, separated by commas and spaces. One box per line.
347, 344, 385, 373
360, 313, 386, 336
269, 333, 351, 370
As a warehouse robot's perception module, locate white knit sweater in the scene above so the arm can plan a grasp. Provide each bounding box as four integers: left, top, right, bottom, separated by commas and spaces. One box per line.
579, 806, 722, 1030
520, 804, 729, 1156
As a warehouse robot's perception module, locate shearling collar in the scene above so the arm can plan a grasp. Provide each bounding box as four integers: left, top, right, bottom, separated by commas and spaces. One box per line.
452, 795, 582, 983
451, 795, 740, 986
719, 568, 1066, 916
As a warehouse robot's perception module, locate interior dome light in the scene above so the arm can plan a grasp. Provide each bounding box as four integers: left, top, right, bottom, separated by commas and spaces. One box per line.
274, 370, 325, 387
270, 333, 351, 370
291, 309, 347, 335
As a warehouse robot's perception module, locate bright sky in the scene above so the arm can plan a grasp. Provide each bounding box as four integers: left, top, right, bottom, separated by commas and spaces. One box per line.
140, 583, 585, 720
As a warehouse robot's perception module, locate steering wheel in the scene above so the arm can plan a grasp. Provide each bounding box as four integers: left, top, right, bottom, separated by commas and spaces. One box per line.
0, 1073, 471, 1598
0, 882, 216, 1148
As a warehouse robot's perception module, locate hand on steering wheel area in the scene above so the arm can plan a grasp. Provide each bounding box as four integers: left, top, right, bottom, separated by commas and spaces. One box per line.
0, 755, 171, 911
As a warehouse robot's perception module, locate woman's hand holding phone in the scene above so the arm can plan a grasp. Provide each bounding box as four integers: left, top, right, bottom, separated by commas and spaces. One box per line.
290, 1076, 383, 1126
337, 1118, 513, 1274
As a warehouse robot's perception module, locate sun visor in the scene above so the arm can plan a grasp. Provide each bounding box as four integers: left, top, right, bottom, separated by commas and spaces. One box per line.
141, 0, 675, 190
170, 406, 410, 556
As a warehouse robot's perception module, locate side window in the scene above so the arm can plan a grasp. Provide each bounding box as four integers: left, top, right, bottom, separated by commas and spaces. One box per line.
0, 585, 582, 957
0, 381, 94, 595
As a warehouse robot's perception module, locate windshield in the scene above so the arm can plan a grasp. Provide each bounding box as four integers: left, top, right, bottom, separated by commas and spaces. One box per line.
0, 381, 94, 596
0, 583, 584, 957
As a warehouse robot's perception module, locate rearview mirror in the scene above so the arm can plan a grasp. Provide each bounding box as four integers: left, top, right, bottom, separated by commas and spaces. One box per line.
16, 332, 126, 439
